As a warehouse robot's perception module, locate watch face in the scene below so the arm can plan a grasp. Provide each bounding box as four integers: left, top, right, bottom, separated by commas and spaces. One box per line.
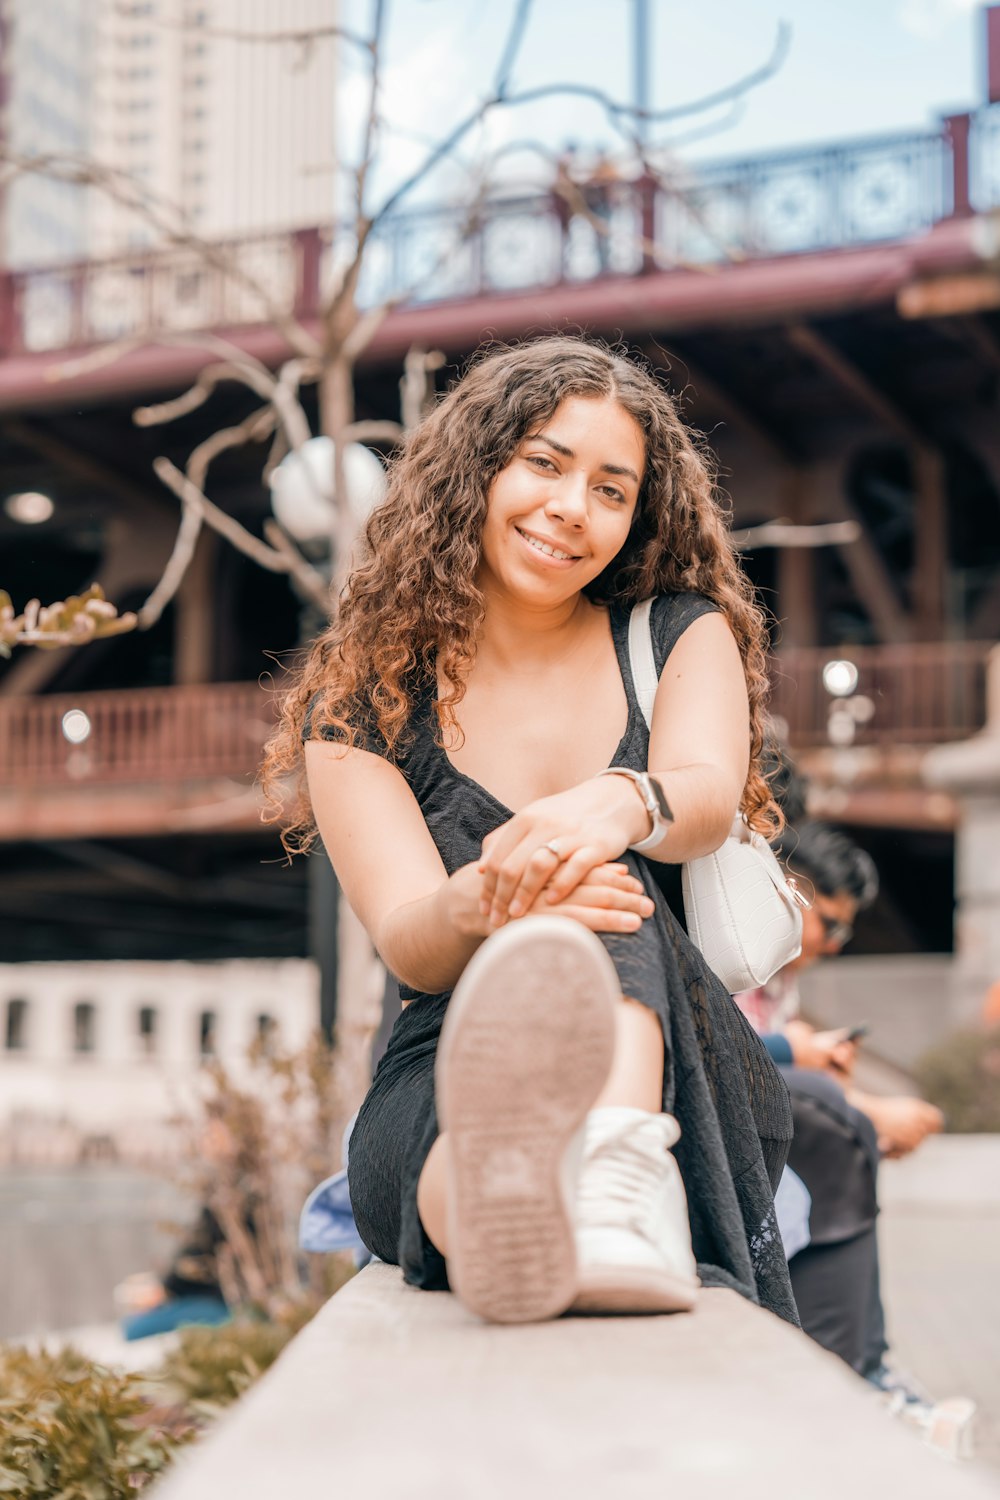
649, 776, 672, 822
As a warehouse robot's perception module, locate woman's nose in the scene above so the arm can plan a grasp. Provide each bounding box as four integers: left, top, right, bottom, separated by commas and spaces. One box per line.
544, 471, 588, 526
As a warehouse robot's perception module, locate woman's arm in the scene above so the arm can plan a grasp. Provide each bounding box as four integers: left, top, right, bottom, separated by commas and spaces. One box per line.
305, 741, 652, 994
305, 740, 485, 993
479, 612, 750, 924
643, 609, 750, 860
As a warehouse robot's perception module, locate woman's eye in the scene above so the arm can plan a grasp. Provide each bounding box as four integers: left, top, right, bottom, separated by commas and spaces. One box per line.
526, 455, 556, 471
600, 486, 627, 503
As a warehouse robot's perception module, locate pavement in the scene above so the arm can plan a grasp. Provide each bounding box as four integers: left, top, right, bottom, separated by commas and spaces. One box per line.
877, 1136, 1000, 1481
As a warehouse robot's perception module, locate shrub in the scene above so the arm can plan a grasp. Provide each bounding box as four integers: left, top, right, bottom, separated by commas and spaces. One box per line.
0, 1344, 191, 1499
173, 1031, 344, 1319
154, 1308, 310, 1412
913, 1025, 1000, 1133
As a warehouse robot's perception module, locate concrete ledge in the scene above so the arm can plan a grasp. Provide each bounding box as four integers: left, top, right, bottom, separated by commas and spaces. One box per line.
156, 1263, 995, 1500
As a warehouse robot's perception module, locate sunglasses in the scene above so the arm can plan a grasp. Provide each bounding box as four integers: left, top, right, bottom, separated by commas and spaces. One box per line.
819, 912, 854, 947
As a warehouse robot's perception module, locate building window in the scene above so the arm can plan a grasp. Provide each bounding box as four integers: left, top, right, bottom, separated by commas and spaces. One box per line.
5, 998, 28, 1051
255, 1013, 277, 1055
73, 1002, 97, 1055
199, 1009, 217, 1059
138, 1005, 158, 1057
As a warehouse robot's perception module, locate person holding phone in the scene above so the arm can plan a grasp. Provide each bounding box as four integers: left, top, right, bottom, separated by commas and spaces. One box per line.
735, 820, 943, 1396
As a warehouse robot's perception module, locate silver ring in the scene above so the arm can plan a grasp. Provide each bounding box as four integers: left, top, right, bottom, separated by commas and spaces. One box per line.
542, 841, 562, 861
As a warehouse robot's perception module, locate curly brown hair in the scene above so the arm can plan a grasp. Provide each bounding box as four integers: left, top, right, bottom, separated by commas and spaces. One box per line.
261, 335, 780, 853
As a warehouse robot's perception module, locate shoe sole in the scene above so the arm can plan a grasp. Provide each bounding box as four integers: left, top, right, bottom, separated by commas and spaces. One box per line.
571, 1263, 699, 1315
436, 917, 618, 1325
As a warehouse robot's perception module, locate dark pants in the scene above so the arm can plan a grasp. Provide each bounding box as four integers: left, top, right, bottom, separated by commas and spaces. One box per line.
782, 1068, 888, 1376
789, 1224, 887, 1374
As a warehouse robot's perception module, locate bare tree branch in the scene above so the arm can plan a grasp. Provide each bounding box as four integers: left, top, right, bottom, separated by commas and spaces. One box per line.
262, 518, 331, 594
138, 406, 278, 628
0, 149, 320, 359
152, 457, 329, 609
355, 0, 388, 218
341, 420, 406, 445
0, 585, 136, 656
370, 21, 788, 229
509, 23, 791, 128
494, 0, 535, 98
400, 349, 447, 431
736, 520, 862, 550
130, 13, 371, 56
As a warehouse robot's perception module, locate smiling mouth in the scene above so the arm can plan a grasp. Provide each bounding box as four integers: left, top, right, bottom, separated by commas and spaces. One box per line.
515, 526, 581, 562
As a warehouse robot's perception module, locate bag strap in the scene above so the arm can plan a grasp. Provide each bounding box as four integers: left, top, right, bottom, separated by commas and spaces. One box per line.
630, 598, 748, 846
627, 597, 657, 731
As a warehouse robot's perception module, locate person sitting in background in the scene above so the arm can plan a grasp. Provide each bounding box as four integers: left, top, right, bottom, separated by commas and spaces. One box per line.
735, 821, 942, 1394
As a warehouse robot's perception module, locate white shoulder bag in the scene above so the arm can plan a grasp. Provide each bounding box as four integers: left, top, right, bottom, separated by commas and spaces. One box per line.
627, 598, 805, 994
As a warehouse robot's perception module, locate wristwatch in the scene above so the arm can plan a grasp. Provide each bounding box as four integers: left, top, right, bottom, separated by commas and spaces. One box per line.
596, 768, 674, 853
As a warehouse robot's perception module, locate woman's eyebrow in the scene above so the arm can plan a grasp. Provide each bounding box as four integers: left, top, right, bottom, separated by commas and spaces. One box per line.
526, 431, 640, 485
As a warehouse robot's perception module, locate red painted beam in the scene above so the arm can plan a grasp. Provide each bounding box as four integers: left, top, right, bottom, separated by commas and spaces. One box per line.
988, 5, 1000, 104
0, 217, 989, 414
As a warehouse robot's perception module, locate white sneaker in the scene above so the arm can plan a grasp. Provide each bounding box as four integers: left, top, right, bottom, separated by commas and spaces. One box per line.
571, 1106, 699, 1314
436, 917, 618, 1325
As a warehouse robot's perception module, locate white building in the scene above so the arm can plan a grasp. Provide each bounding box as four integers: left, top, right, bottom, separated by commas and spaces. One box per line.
1, 0, 336, 268
0, 958, 320, 1163
0, 0, 95, 266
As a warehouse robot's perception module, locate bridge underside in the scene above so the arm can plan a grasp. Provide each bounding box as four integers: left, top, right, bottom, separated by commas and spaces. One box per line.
2, 225, 996, 963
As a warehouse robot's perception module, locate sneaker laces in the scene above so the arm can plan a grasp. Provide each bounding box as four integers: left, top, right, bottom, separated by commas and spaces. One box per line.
577, 1115, 676, 1240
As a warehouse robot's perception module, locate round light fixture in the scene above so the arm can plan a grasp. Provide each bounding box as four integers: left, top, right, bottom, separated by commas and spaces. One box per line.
5, 491, 54, 525
61, 709, 92, 745
822, 659, 859, 698
269, 437, 387, 545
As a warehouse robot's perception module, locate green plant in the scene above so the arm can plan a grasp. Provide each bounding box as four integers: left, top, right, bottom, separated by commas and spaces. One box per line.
155, 1308, 311, 1413
913, 1025, 1000, 1133
0, 1344, 191, 1499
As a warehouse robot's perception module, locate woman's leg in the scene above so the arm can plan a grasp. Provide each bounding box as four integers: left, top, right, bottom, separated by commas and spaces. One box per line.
417, 993, 665, 1257
594, 996, 664, 1112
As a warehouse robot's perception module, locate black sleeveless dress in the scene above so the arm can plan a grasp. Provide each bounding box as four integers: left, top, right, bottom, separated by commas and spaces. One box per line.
330, 593, 797, 1323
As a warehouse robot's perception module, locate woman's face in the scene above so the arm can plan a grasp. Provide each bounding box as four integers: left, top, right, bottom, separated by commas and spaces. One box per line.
478, 395, 645, 606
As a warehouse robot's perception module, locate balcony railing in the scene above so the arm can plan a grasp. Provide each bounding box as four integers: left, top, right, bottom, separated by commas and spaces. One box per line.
0, 643, 994, 793
1, 112, 997, 356
0, 681, 273, 788
771, 641, 994, 749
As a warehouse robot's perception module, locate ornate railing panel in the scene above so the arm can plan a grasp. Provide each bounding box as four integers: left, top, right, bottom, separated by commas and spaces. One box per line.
771, 641, 993, 749
0, 644, 993, 793
0, 682, 273, 788
2, 111, 998, 354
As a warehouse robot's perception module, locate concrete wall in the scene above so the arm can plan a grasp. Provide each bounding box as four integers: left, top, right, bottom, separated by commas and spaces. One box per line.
800, 954, 958, 1072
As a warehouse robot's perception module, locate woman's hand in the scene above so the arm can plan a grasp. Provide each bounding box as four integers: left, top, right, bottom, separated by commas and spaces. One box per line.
447, 857, 652, 938
477, 777, 650, 929
524, 863, 655, 934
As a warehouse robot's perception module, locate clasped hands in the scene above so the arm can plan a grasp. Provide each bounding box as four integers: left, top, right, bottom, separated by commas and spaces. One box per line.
450, 776, 655, 938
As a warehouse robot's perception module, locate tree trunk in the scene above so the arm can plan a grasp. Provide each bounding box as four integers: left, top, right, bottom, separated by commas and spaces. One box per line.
318, 341, 386, 1136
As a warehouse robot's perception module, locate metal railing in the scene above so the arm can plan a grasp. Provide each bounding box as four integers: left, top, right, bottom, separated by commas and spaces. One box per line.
0, 642, 993, 791
2, 111, 997, 356
771, 640, 993, 748
0, 681, 273, 788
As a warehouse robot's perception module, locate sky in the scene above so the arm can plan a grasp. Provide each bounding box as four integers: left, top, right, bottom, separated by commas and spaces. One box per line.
337, 0, 990, 208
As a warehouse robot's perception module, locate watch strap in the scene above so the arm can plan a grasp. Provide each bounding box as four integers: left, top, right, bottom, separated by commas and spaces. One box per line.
596, 767, 672, 853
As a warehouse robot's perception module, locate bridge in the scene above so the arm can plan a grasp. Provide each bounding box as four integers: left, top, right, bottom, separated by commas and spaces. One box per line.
3, 107, 1000, 968
0, 640, 992, 844
0, 110, 997, 408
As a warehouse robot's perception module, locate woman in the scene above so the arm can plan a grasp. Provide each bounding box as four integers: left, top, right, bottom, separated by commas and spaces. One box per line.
263, 337, 795, 1326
